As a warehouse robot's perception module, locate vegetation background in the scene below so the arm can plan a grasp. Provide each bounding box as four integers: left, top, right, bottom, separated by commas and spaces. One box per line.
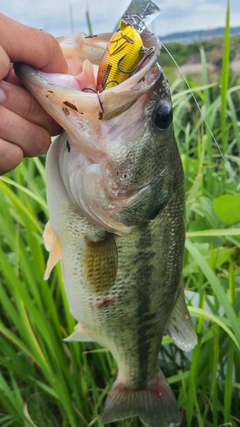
0, 3, 240, 427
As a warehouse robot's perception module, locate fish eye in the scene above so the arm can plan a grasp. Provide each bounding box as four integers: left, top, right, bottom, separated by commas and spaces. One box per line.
154, 102, 173, 131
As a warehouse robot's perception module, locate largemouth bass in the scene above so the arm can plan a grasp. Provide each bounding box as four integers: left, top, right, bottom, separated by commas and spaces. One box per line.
15, 5, 197, 426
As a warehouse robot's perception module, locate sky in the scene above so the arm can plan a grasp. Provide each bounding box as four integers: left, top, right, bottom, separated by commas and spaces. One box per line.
0, 0, 240, 38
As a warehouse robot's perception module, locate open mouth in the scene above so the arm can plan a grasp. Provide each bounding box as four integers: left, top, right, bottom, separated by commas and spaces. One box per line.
15, 27, 160, 91
14, 28, 161, 123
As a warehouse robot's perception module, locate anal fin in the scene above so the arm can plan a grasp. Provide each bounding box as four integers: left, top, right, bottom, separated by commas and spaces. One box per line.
165, 286, 197, 352
64, 322, 93, 342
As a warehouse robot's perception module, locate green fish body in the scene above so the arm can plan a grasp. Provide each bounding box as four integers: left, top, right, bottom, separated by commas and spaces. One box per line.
15, 25, 196, 427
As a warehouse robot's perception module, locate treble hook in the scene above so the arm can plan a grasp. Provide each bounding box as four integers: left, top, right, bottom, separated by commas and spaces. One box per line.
81, 87, 104, 118
103, 80, 119, 90
118, 46, 155, 75
99, 64, 120, 90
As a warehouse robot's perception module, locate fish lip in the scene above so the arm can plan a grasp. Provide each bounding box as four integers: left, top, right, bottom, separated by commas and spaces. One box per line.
14, 62, 48, 88
14, 62, 85, 96
14, 29, 160, 95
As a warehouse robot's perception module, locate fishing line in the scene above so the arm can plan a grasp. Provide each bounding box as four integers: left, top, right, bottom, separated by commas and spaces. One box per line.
160, 42, 236, 181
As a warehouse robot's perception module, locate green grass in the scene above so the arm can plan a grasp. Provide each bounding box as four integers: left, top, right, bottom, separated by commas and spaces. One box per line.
0, 7, 240, 427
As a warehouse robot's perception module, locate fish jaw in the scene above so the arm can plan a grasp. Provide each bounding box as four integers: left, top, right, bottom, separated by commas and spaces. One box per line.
14, 29, 160, 123
13, 59, 160, 160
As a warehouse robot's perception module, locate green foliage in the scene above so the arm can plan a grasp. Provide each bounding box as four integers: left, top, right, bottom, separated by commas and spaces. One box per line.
0, 7, 240, 427
160, 41, 201, 66
214, 195, 240, 224
160, 34, 240, 82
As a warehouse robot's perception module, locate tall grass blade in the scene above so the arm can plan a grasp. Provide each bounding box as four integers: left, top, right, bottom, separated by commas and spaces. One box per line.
85, 6, 93, 35
185, 239, 240, 347
220, 0, 230, 155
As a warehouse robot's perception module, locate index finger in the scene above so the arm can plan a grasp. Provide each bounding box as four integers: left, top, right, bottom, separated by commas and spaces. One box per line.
0, 13, 68, 74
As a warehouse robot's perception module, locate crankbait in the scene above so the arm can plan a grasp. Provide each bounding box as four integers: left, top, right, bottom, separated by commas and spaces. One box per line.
96, 0, 160, 92
97, 20, 145, 91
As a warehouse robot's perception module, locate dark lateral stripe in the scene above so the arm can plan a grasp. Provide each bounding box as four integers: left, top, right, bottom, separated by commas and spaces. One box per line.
135, 228, 157, 386
139, 312, 156, 323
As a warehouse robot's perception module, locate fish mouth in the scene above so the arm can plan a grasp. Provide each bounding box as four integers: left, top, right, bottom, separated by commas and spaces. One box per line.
14, 29, 161, 121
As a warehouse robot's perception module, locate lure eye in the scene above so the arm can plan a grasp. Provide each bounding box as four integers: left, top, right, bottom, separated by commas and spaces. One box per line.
154, 102, 173, 131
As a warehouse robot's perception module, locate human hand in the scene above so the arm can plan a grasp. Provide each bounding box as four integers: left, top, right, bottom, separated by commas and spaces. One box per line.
0, 13, 68, 174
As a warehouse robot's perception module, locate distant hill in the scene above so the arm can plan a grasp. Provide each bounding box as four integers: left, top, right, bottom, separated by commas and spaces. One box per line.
158, 30, 240, 80
159, 26, 240, 44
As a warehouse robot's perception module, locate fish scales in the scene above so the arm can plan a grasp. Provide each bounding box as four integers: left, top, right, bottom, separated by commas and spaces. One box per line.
15, 12, 197, 427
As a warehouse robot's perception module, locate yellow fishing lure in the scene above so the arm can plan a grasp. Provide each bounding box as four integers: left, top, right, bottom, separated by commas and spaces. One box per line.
97, 20, 144, 92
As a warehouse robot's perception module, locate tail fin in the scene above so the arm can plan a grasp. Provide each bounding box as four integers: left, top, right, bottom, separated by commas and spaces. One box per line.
101, 370, 180, 427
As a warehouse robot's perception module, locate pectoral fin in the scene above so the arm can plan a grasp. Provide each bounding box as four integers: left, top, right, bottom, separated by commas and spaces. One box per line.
43, 221, 62, 280
84, 233, 118, 294
64, 322, 93, 342
165, 286, 197, 351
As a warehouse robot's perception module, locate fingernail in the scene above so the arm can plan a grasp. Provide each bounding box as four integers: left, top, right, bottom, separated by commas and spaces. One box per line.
0, 88, 6, 103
